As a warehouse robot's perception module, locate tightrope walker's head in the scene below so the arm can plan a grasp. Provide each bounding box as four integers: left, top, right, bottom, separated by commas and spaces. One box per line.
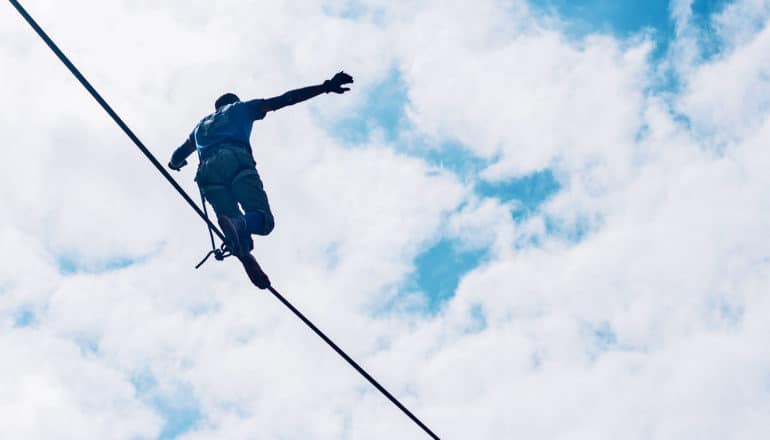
215, 93, 240, 111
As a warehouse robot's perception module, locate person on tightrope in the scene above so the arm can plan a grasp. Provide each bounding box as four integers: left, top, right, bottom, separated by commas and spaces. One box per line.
168, 71, 354, 287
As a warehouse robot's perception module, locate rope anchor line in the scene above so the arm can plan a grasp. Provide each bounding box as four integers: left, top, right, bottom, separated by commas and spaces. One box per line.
194, 186, 231, 269
9, 1, 440, 438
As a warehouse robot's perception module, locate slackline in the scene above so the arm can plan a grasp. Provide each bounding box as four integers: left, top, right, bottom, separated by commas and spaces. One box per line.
9, 1, 440, 438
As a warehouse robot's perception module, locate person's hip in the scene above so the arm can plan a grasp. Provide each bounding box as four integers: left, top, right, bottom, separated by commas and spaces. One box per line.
195, 144, 257, 186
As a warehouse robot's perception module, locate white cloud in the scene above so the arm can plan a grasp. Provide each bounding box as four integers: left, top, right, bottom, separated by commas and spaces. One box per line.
3, 0, 770, 439
0, 328, 161, 439
678, 17, 770, 145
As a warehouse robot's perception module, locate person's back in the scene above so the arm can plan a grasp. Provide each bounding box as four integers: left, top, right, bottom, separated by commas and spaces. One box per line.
194, 98, 266, 154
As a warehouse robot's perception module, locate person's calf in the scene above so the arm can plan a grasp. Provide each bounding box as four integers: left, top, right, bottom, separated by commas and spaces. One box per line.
218, 215, 253, 257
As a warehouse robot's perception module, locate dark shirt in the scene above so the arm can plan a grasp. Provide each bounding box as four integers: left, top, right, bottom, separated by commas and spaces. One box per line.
172, 99, 267, 164
171, 82, 329, 166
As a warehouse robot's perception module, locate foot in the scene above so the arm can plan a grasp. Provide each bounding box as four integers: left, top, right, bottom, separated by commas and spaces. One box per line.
218, 216, 253, 257
239, 254, 270, 289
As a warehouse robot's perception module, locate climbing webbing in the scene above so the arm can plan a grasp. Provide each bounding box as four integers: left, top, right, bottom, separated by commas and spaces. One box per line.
194, 188, 230, 269
9, 1, 440, 438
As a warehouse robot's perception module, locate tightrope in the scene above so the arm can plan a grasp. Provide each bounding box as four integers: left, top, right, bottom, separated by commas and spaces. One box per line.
9, 1, 440, 438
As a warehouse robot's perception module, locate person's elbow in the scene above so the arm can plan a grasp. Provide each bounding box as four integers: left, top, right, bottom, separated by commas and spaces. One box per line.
263, 96, 288, 113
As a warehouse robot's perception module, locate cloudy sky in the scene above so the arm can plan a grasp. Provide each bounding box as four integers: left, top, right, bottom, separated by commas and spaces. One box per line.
2, 0, 770, 438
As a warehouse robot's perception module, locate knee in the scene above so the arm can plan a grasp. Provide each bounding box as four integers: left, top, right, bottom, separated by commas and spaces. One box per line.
245, 211, 274, 236
258, 213, 275, 236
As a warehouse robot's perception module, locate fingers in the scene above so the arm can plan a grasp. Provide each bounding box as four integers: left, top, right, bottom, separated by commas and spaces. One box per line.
334, 71, 354, 84
330, 71, 354, 93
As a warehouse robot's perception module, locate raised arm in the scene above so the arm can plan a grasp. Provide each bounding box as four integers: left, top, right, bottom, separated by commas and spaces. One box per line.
261, 71, 354, 113
168, 133, 195, 171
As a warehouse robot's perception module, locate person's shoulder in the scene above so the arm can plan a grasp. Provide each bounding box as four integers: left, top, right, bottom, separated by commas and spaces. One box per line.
222, 101, 250, 116
242, 98, 267, 119
198, 110, 217, 122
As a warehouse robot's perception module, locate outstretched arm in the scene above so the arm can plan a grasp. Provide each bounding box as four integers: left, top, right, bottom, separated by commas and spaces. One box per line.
168, 134, 195, 171
261, 71, 354, 113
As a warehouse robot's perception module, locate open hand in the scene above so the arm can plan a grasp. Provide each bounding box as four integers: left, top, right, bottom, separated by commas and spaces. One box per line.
325, 71, 354, 94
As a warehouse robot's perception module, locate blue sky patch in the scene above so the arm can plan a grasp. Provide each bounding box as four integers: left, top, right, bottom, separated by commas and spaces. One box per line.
334, 69, 408, 144
131, 371, 202, 440
477, 169, 560, 221
323, 2, 747, 315
421, 141, 489, 181
409, 238, 487, 312
690, 0, 733, 59
531, 0, 675, 58
406, 169, 560, 311
56, 253, 149, 276
13, 307, 36, 328
531, 0, 733, 62
331, 70, 491, 180
332, 69, 568, 312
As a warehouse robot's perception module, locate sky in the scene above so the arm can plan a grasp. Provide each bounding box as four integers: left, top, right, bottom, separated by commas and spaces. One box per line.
2, 0, 770, 438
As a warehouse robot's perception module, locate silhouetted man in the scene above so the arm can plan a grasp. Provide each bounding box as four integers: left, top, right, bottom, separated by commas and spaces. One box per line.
168, 71, 354, 286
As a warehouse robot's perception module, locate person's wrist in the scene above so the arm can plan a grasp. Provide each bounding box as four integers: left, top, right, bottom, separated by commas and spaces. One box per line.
322, 79, 332, 93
